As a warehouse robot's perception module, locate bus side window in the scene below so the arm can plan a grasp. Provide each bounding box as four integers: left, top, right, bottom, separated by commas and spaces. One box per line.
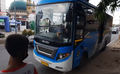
75, 3, 85, 40
83, 6, 99, 37
76, 15, 84, 39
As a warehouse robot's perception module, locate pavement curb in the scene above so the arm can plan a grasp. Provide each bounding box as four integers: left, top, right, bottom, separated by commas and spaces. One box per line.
107, 37, 119, 46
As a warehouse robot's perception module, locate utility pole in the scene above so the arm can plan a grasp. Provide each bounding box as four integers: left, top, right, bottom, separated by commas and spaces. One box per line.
14, 0, 17, 34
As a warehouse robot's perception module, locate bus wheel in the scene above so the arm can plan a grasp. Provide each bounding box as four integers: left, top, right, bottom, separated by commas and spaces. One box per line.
78, 53, 88, 68
101, 41, 107, 51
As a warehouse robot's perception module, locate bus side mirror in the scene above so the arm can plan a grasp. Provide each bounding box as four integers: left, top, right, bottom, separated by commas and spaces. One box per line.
66, 10, 72, 22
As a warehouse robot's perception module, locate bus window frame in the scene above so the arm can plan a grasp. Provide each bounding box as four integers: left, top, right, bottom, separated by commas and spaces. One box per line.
75, 2, 86, 40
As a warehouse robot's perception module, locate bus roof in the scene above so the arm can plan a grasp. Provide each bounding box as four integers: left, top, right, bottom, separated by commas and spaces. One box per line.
37, 0, 96, 8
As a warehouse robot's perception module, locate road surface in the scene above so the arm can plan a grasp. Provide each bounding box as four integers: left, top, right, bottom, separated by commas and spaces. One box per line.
111, 32, 120, 41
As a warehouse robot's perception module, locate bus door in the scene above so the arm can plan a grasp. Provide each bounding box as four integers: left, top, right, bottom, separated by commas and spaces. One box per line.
73, 3, 85, 68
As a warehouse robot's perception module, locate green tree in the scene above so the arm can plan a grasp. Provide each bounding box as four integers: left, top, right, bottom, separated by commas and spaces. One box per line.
95, 0, 120, 23
28, 30, 33, 36
22, 29, 28, 36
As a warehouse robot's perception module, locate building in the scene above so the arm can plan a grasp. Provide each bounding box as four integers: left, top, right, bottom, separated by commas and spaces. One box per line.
1, 0, 6, 12
0, 0, 6, 12
9, 0, 28, 21
9, 0, 35, 31
0, 0, 6, 16
26, 0, 35, 14
0, 0, 6, 30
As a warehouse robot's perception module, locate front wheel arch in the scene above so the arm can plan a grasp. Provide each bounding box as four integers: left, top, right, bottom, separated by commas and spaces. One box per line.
101, 40, 107, 51
77, 51, 88, 68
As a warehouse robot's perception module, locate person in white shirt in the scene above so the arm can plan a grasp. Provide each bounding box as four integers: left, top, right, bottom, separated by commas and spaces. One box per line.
0, 34, 38, 74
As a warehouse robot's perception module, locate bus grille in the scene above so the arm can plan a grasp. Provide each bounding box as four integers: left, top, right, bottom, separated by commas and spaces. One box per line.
37, 46, 53, 55
35, 42, 58, 59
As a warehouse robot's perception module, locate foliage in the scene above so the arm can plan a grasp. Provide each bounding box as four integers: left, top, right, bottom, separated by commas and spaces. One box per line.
22, 29, 28, 36
32, 31, 34, 35
27, 30, 33, 36
95, 0, 120, 23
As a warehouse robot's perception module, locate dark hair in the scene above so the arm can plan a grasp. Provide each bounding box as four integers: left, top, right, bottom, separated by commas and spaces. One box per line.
5, 34, 29, 58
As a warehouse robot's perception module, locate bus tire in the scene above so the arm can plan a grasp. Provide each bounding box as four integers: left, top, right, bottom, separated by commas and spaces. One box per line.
101, 41, 107, 51
78, 52, 88, 68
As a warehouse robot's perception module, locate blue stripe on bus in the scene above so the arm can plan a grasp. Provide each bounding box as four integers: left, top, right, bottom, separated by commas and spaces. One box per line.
84, 31, 99, 58
38, 0, 71, 5
37, 0, 96, 8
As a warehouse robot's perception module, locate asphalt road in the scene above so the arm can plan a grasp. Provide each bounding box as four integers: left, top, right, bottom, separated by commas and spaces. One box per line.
111, 32, 120, 41
0, 33, 119, 74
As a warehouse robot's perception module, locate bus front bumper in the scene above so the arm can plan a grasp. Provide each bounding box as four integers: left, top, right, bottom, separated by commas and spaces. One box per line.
33, 50, 73, 72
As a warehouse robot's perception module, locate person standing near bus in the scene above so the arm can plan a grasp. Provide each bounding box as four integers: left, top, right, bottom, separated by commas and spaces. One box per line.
0, 34, 38, 74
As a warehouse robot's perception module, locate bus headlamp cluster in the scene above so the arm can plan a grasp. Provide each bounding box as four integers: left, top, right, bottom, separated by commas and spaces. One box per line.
57, 53, 70, 61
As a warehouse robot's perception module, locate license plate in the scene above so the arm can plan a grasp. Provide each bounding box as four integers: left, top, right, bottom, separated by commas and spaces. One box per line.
41, 61, 49, 66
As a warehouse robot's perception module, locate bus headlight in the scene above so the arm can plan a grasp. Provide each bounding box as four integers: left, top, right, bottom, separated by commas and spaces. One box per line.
57, 53, 70, 61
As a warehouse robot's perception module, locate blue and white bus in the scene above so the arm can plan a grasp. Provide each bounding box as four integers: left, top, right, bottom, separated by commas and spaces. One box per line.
33, 0, 113, 72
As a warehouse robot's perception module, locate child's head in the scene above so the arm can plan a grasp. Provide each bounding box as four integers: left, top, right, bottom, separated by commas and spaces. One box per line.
5, 34, 29, 61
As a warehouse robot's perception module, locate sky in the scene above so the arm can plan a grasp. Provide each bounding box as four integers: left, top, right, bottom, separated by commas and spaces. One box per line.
5, 0, 120, 24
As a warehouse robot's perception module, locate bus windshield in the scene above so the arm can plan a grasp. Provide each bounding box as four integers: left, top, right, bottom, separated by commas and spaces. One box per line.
35, 3, 73, 43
